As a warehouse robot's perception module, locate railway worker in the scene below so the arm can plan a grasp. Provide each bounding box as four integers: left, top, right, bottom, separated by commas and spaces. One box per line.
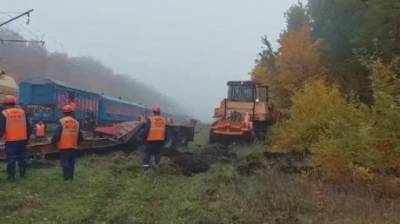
34, 120, 46, 139
0, 95, 31, 180
51, 105, 83, 180
142, 106, 166, 170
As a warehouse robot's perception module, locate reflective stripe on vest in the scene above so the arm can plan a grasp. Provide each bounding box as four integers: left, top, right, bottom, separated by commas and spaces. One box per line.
57, 116, 79, 150
2, 108, 28, 142
147, 115, 166, 141
35, 123, 46, 137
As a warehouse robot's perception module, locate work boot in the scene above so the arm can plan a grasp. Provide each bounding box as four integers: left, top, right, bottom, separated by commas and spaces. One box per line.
142, 164, 150, 175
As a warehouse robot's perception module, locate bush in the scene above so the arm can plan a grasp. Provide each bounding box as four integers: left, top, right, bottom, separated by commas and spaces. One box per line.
272, 64, 400, 179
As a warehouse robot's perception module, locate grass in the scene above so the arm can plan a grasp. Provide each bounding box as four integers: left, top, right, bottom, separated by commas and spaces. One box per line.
0, 146, 314, 224
0, 126, 399, 223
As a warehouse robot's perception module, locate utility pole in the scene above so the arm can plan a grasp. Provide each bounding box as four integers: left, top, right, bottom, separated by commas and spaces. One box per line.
0, 9, 33, 28
0, 9, 45, 45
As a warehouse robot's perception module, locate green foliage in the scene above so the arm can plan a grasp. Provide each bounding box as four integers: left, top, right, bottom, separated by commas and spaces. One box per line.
357, 0, 400, 62
285, 1, 309, 32
306, 0, 400, 103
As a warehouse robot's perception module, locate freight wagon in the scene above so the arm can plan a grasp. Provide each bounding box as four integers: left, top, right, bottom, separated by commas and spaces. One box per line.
19, 77, 147, 129
19, 77, 100, 127
0, 77, 197, 159
98, 95, 146, 124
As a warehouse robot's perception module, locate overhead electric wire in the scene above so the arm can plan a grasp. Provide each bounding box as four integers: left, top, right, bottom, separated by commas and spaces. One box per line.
0, 11, 46, 46
1, 13, 64, 51
3, 13, 41, 40
0, 39, 45, 45
0, 11, 25, 14
0, 9, 33, 28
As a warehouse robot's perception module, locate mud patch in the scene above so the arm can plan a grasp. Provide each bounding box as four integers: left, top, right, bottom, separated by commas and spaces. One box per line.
171, 153, 211, 176
165, 144, 235, 176
236, 153, 266, 176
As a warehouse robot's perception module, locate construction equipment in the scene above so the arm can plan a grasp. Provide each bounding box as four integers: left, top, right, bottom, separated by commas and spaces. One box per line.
210, 80, 280, 143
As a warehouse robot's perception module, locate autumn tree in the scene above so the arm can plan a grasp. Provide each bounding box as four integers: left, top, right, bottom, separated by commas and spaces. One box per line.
276, 23, 323, 102
252, 22, 323, 108
252, 37, 277, 85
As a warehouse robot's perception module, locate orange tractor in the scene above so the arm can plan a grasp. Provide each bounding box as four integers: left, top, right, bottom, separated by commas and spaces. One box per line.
210, 80, 280, 143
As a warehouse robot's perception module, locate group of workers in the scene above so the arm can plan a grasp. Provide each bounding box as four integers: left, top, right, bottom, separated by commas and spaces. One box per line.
0, 95, 166, 181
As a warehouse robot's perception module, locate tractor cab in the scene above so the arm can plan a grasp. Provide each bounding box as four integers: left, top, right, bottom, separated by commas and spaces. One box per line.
227, 81, 268, 103
210, 80, 279, 143
213, 81, 270, 122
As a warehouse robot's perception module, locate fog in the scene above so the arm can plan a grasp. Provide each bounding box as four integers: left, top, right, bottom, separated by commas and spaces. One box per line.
1, 0, 301, 121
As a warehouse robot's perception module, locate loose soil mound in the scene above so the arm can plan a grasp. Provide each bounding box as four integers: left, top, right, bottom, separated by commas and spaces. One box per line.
165, 144, 235, 176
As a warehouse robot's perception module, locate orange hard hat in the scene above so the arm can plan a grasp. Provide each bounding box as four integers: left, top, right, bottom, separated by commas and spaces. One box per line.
62, 104, 74, 113
152, 106, 161, 114
3, 95, 16, 104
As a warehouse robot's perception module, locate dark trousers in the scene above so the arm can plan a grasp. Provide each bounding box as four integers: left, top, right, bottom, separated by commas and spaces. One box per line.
143, 141, 164, 167
5, 143, 27, 179
59, 150, 76, 180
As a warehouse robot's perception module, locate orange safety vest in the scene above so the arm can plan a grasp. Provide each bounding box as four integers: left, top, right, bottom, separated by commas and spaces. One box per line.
57, 116, 80, 150
35, 123, 46, 137
2, 107, 28, 142
147, 115, 166, 141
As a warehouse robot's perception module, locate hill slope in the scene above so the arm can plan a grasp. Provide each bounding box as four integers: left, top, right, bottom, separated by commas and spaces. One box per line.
0, 29, 183, 113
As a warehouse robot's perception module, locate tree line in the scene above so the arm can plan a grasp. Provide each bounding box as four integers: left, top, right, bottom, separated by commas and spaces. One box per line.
252, 0, 400, 181
0, 29, 182, 113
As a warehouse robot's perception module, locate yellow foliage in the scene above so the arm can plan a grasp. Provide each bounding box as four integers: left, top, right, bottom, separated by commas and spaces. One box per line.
273, 67, 400, 179
251, 63, 273, 87
251, 24, 324, 109
276, 24, 323, 96
272, 79, 352, 150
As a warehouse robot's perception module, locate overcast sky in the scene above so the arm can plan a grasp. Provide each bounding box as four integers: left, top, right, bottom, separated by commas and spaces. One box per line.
1, 0, 301, 121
